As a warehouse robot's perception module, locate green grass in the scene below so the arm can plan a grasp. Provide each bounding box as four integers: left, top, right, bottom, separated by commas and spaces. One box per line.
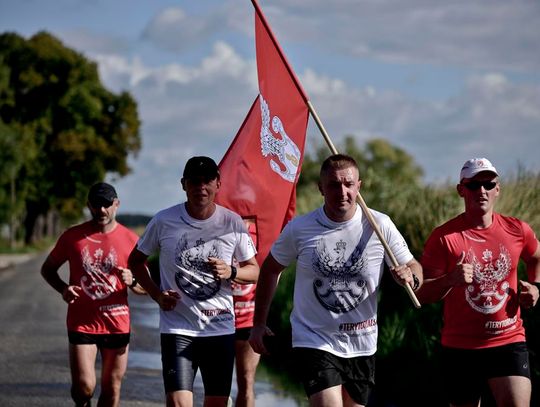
0, 237, 54, 254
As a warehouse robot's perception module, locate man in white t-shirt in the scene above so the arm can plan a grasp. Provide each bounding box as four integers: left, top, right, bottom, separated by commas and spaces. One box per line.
249, 154, 422, 407
128, 156, 259, 407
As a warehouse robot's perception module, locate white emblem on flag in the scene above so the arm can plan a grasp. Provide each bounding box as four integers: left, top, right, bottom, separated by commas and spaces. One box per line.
259, 95, 300, 183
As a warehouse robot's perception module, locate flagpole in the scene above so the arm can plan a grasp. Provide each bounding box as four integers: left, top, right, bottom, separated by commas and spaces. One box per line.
251, 0, 420, 308
307, 101, 421, 309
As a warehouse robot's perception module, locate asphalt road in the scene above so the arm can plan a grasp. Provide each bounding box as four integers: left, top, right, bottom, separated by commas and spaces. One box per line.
0, 253, 164, 407
0, 253, 306, 407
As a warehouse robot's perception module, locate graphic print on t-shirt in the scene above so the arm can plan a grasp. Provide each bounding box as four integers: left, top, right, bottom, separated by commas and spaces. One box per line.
312, 237, 368, 313
465, 244, 511, 314
80, 245, 120, 300
174, 233, 222, 300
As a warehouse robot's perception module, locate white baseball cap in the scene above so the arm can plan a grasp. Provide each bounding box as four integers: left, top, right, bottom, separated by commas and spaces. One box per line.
460, 158, 499, 181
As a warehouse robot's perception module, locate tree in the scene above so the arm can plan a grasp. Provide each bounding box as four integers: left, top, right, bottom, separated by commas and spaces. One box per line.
0, 120, 33, 247
0, 31, 141, 243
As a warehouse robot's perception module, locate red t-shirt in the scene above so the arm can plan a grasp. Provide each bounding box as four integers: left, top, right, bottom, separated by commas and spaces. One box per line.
49, 221, 139, 334
422, 212, 538, 349
233, 221, 257, 329
232, 281, 256, 329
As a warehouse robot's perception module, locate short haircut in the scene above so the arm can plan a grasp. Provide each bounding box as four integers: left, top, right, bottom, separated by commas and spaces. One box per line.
320, 154, 359, 178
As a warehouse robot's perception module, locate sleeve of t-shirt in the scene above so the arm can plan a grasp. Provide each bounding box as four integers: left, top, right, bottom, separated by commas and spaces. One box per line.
270, 220, 297, 267
48, 229, 71, 265
421, 228, 449, 279
521, 221, 539, 259
380, 215, 414, 266
233, 218, 257, 263
136, 215, 160, 256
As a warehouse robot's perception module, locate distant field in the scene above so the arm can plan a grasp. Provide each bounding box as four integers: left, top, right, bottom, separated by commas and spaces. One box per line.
117, 214, 151, 236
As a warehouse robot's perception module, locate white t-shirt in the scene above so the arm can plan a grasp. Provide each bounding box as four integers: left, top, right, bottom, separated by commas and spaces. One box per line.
271, 204, 413, 357
137, 203, 256, 336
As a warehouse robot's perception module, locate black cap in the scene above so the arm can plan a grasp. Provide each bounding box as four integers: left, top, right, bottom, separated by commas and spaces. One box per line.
182, 156, 219, 180
88, 182, 117, 207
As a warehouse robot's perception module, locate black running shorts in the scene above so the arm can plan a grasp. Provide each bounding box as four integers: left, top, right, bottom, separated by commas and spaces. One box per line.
293, 347, 375, 405
68, 331, 130, 349
161, 333, 235, 395
441, 342, 530, 405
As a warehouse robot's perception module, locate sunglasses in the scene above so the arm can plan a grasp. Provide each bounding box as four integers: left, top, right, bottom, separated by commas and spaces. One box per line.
461, 181, 498, 191
89, 198, 114, 209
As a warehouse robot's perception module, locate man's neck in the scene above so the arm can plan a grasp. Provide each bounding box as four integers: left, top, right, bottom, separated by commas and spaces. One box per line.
464, 210, 494, 229
90, 220, 117, 234
323, 205, 356, 223
185, 202, 216, 220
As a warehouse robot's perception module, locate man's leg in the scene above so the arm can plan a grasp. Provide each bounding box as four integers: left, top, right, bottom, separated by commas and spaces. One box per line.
198, 334, 235, 407
309, 385, 344, 407
97, 345, 129, 407
166, 390, 194, 407
69, 343, 98, 406
161, 334, 196, 407
309, 384, 368, 407
234, 338, 260, 407
441, 346, 481, 407
341, 386, 365, 407
489, 375, 531, 407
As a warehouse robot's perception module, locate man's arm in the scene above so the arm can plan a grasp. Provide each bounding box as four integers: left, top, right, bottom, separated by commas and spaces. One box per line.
416, 252, 473, 304
41, 255, 81, 304
234, 256, 259, 284
390, 258, 423, 290
207, 255, 259, 284
519, 242, 540, 309
128, 248, 180, 310
118, 266, 147, 295
248, 253, 285, 355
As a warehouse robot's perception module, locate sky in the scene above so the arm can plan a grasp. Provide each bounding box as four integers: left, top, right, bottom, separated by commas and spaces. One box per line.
1, 0, 539, 216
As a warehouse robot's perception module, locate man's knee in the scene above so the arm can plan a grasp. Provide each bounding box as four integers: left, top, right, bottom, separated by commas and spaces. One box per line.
204, 395, 230, 407
99, 381, 122, 401
236, 370, 256, 392
490, 375, 531, 407
71, 383, 94, 406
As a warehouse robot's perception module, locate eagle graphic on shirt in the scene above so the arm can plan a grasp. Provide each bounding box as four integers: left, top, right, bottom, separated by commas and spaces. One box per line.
312, 238, 368, 313
80, 246, 120, 300
174, 233, 221, 300
465, 245, 511, 314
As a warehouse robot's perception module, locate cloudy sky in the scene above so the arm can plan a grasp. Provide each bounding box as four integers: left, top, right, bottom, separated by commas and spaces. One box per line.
1, 0, 539, 215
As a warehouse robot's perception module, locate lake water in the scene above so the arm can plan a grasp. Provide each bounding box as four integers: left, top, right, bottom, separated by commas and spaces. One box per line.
128, 294, 307, 407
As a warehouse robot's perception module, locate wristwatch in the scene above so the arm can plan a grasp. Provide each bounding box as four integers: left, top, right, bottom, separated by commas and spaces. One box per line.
229, 265, 238, 281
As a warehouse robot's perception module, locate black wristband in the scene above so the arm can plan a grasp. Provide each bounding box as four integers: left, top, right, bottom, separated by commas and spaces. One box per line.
229, 266, 237, 281
129, 277, 138, 288
412, 274, 420, 291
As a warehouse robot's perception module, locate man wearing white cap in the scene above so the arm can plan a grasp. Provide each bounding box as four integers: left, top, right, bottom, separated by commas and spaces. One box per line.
417, 158, 540, 407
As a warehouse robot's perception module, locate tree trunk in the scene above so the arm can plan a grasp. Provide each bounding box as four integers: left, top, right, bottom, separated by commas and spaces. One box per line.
23, 201, 41, 245
9, 172, 17, 249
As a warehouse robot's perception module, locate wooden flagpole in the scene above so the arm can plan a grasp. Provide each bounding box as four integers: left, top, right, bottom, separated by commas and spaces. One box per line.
307, 101, 421, 309
251, 0, 420, 308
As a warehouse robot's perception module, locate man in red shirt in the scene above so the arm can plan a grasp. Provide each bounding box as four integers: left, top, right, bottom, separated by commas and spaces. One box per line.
232, 219, 260, 407
417, 158, 540, 407
41, 183, 144, 407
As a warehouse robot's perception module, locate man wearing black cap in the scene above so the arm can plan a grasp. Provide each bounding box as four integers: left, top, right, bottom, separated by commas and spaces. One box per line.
41, 182, 144, 407
128, 156, 259, 407
417, 158, 540, 407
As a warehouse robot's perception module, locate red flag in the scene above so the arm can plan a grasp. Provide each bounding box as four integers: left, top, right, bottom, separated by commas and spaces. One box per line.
215, 0, 309, 266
